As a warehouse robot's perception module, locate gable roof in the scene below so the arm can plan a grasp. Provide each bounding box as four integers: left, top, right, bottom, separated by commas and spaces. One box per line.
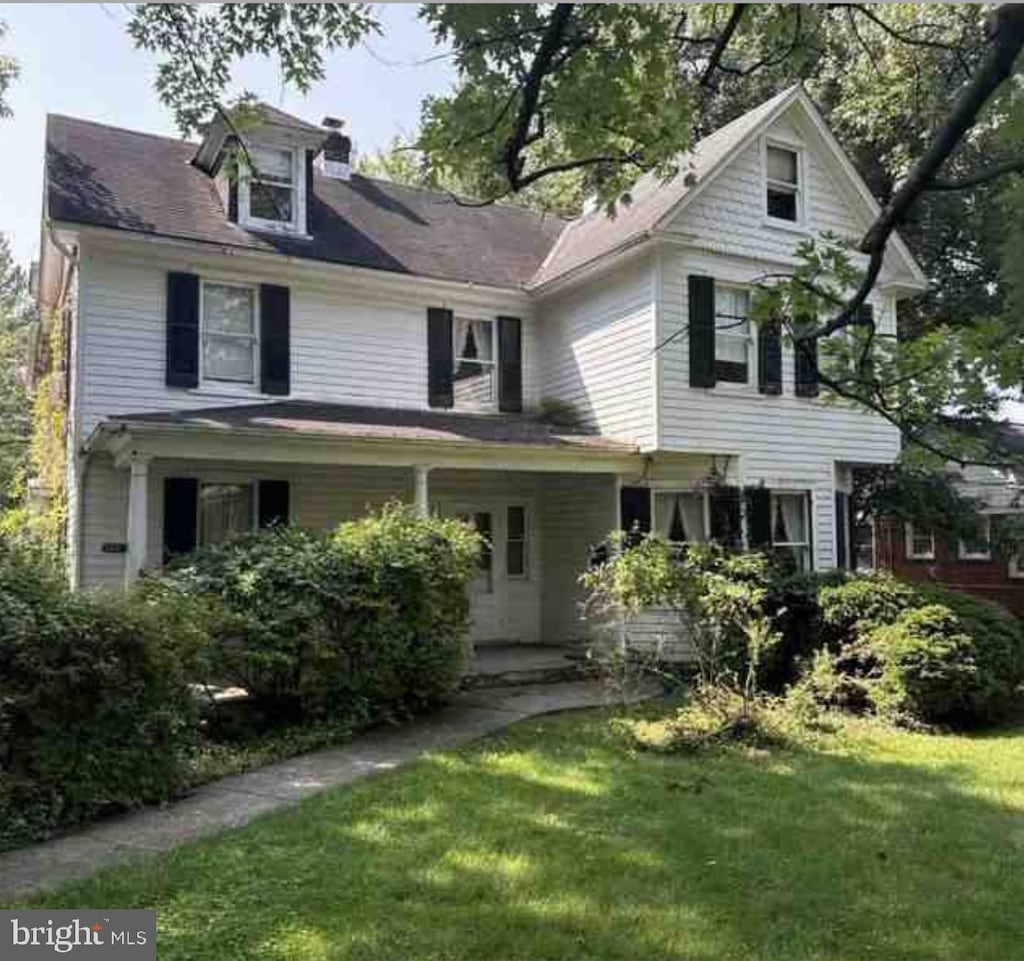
45, 89, 925, 293
45, 114, 565, 290
529, 85, 925, 291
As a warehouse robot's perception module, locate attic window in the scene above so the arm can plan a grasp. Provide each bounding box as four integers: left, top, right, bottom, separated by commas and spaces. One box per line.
766, 144, 800, 223
241, 145, 301, 233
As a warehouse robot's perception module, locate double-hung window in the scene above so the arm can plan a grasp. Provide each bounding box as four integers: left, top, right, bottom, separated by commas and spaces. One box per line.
905, 522, 935, 560
771, 492, 811, 571
453, 317, 497, 409
766, 144, 801, 223
199, 483, 254, 546
715, 286, 752, 384
201, 281, 258, 385
245, 145, 297, 229
958, 516, 991, 560
655, 491, 708, 545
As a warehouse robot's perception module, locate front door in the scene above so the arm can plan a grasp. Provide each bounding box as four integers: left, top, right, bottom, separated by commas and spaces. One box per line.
447, 500, 533, 643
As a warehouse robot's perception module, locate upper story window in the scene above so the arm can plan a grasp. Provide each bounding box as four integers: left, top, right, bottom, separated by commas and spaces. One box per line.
715, 286, 752, 384
241, 145, 301, 233
453, 317, 496, 409
201, 281, 258, 385
905, 522, 935, 560
766, 144, 801, 223
958, 515, 991, 560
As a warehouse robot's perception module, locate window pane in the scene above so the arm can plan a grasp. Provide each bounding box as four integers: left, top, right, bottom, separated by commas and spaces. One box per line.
203, 334, 254, 383
772, 494, 807, 545
960, 518, 990, 556
767, 188, 797, 221
454, 318, 494, 362
250, 182, 294, 222
251, 146, 293, 184
507, 541, 525, 577
199, 484, 253, 546
767, 146, 798, 185
204, 284, 255, 335
507, 506, 525, 540
474, 512, 494, 592
654, 492, 706, 543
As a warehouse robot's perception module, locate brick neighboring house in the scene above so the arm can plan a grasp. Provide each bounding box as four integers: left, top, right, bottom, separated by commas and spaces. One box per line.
867, 432, 1024, 615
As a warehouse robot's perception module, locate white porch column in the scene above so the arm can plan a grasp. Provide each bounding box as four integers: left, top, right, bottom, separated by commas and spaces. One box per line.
413, 465, 432, 517
124, 455, 150, 588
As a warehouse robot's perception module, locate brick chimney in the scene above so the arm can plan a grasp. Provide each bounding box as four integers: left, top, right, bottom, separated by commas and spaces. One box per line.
318, 117, 352, 181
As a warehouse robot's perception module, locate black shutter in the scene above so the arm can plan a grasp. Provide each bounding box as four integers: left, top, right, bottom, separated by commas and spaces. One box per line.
165, 272, 199, 388
689, 275, 716, 388
305, 149, 316, 233
710, 487, 743, 549
228, 180, 239, 223
498, 316, 523, 413
427, 307, 454, 408
745, 487, 772, 548
163, 477, 198, 560
619, 486, 652, 540
835, 491, 849, 569
260, 284, 290, 396
794, 317, 819, 398
258, 480, 290, 528
758, 319, 782, 395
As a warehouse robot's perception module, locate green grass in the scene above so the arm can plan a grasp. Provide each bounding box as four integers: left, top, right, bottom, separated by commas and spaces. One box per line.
17, 707, 1024, 960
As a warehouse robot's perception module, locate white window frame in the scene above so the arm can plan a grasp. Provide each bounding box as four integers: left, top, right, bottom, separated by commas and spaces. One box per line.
905, 522, 936, 561
452, 316, 499, 412
770, 490, 812, 571
239, 144, 304, 235
1009, 552, 1024, 580
763, 139, 804, 228
199, 278, 260, 388
506, 505, 530, 580
714, 285, 755, 387
958, 515, 992, 561
197, 480, 257, 548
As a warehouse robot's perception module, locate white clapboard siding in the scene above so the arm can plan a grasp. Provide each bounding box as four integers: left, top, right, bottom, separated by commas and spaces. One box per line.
76, 246, 538, 439
537, 257, 655, 448
538, 473, 617, 642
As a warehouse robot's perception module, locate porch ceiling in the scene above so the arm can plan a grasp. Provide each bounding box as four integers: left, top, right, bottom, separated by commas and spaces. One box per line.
86, 400, 641, 474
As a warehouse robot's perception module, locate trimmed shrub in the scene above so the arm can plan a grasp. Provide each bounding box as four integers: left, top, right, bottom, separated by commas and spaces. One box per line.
154, 504, 479, 727
819, 571, 920, 643
865, 604, 981, 724
0, 538, 202, 849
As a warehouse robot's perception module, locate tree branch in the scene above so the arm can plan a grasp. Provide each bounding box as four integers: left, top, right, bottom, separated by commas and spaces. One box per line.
928, 157, 1024, 191
698, 4, 747, 88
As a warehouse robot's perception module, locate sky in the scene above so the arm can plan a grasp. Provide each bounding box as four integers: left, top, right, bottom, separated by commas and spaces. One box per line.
0, 3, 455, 266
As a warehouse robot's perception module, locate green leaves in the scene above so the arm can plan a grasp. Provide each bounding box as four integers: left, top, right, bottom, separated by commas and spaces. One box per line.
127, 4, 379, 136
0, 21, 16, 120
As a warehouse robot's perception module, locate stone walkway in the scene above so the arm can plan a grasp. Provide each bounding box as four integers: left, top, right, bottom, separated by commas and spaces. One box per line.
0, 680, 655, 902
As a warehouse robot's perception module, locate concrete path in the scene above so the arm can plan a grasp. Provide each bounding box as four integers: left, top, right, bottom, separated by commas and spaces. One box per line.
0, 680, 655, 902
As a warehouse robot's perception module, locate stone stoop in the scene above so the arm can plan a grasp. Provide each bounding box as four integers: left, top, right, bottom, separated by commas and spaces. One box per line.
461, 643, 590, 690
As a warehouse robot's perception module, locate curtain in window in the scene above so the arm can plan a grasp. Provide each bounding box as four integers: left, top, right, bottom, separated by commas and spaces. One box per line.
656, 492, 705, 543
778, 494, 806, 544
199, 484, 254, 546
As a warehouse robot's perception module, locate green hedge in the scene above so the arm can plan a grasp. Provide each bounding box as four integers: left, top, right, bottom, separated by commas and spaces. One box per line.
153, 504, 480, 727
0, 538, 203, 849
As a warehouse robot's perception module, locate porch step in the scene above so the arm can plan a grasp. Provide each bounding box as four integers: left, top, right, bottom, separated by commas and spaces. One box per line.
461, 644, 589, 690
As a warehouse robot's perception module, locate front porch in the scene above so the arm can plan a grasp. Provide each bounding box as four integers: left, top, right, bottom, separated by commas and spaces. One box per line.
78, 400, 646, 646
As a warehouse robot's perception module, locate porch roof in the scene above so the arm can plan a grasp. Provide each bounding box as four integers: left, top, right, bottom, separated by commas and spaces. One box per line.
86, 401, 640, 473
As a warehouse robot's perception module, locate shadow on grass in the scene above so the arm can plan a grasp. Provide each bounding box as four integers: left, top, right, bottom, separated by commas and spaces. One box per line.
26, 713, 1024, 961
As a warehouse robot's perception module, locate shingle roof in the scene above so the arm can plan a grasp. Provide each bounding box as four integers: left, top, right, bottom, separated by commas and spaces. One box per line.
46, 114, 565, 289
102, 401, 638, 452
530, 86, 800, 288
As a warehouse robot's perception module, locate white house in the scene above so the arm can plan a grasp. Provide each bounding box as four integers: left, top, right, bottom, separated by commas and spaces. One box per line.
36, 85, 926, 647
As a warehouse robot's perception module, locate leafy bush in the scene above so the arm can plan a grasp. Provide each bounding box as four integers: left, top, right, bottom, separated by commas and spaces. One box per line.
865, 604, 981, 724
154, 504, 479, 726
0, 537, 202, 849
819, 571, 921, 643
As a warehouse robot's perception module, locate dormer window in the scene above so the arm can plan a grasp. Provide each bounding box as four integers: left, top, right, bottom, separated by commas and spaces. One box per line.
239, 144, 304, 234
766, 144, 801, 223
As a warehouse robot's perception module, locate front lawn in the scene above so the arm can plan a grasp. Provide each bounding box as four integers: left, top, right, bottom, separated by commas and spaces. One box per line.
19, 708, 1024, 960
